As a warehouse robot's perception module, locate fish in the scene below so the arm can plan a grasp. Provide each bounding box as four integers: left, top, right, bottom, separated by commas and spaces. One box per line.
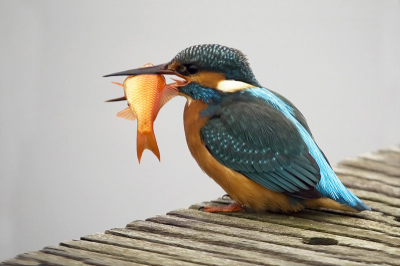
108, 63, 179, 163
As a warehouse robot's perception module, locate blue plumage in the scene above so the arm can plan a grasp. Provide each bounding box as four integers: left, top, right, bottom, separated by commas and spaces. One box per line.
199, 90, 323, 200
179, 82, 224, 104
246, 88, 370, 211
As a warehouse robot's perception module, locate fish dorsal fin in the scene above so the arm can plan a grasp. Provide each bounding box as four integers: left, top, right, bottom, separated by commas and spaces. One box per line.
153, 85, 179, 118
159, 85, 179, 109
117, 107, 137, 121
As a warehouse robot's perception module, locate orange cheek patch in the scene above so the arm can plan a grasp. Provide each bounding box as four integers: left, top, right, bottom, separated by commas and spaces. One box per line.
190, 71, 225, 89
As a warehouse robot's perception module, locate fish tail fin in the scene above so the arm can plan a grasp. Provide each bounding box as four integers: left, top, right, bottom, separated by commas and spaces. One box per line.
137, 130, 160, 163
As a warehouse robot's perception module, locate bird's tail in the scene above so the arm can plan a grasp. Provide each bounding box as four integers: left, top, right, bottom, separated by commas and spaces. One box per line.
316, 167, 371, 211
136, 130, 160, 163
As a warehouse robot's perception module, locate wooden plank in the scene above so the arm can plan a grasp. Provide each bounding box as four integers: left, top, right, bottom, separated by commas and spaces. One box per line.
284, 209, 400, 237
379, 146, 400, 155
338, 157, 400, 177
61, 239, 202, 266
351, 189, 400, 208
127, 220, 369, 266
0, 258, 40, 266
81, 232, 256, 266
359, 152, 400, 167
43, 245, 146, 266
333, 165, 400, 187
362, 199, 400, 217
167, 209, 400, 257
17, 251, 87, 266
107, 228, 308, 266
325, 208, 400, 228
337, 174, 400, 198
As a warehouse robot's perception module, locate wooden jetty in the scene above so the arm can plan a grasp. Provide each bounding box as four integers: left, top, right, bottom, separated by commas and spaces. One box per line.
2, 146, 400, 266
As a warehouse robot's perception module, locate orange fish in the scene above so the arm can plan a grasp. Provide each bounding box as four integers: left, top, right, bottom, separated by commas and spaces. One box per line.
109, 63, 178, 163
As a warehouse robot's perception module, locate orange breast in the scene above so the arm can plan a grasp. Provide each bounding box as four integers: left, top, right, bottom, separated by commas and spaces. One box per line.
123, 74, 165, 133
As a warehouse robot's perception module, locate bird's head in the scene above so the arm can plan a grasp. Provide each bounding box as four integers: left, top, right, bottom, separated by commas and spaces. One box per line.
104, 44, 261, 101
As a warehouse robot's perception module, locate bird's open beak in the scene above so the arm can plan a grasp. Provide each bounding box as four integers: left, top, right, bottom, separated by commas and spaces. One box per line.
103, 63, 176, 77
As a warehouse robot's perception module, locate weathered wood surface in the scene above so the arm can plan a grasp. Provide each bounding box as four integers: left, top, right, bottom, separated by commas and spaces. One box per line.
2, 145, 400, 266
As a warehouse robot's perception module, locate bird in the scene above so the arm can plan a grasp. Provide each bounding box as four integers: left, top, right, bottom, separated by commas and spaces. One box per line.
104, 44, 370, 213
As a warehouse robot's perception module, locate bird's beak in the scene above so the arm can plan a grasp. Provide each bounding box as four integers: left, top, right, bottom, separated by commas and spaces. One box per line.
103, 63, 177, 77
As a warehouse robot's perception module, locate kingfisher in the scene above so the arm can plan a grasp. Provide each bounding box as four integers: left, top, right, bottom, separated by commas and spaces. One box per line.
104, 44, 370, 213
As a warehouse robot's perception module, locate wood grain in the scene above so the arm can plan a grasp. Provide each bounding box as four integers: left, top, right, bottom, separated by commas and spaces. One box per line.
107, 228, 308, 266
60, 240, 200, 266
43, 245, 146, 266
81, 232, 257, 266
168, 209, 400, 256
333, 165, 400, 187
338, 157, 400, 177
127, 220, 367, 266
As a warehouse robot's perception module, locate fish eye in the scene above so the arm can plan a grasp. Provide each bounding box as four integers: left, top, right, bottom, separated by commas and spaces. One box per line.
186, 64, 199, 75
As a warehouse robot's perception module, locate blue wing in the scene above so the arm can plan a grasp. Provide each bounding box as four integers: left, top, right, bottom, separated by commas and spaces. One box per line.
200, 98, 322, 199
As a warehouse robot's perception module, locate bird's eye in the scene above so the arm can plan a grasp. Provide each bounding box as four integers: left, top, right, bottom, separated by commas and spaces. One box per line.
186, 64, 199, 75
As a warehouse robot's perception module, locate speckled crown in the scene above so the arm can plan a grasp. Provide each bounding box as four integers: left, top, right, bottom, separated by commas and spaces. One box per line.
171, 44, 260, 87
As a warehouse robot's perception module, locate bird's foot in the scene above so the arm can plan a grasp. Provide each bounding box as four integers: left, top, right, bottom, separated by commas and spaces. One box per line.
203, 202, 244, 213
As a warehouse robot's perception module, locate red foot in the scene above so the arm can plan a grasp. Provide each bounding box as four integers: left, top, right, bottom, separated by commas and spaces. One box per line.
203, 202, 244, 213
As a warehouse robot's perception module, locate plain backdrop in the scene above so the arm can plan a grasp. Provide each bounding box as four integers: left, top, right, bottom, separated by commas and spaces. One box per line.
1, 0, 399, 261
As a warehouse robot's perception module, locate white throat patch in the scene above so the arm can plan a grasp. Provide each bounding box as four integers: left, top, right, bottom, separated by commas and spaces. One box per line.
216, 80, 255, 92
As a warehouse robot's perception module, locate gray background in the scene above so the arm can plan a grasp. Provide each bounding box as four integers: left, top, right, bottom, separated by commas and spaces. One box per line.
1, 0, 399, 261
